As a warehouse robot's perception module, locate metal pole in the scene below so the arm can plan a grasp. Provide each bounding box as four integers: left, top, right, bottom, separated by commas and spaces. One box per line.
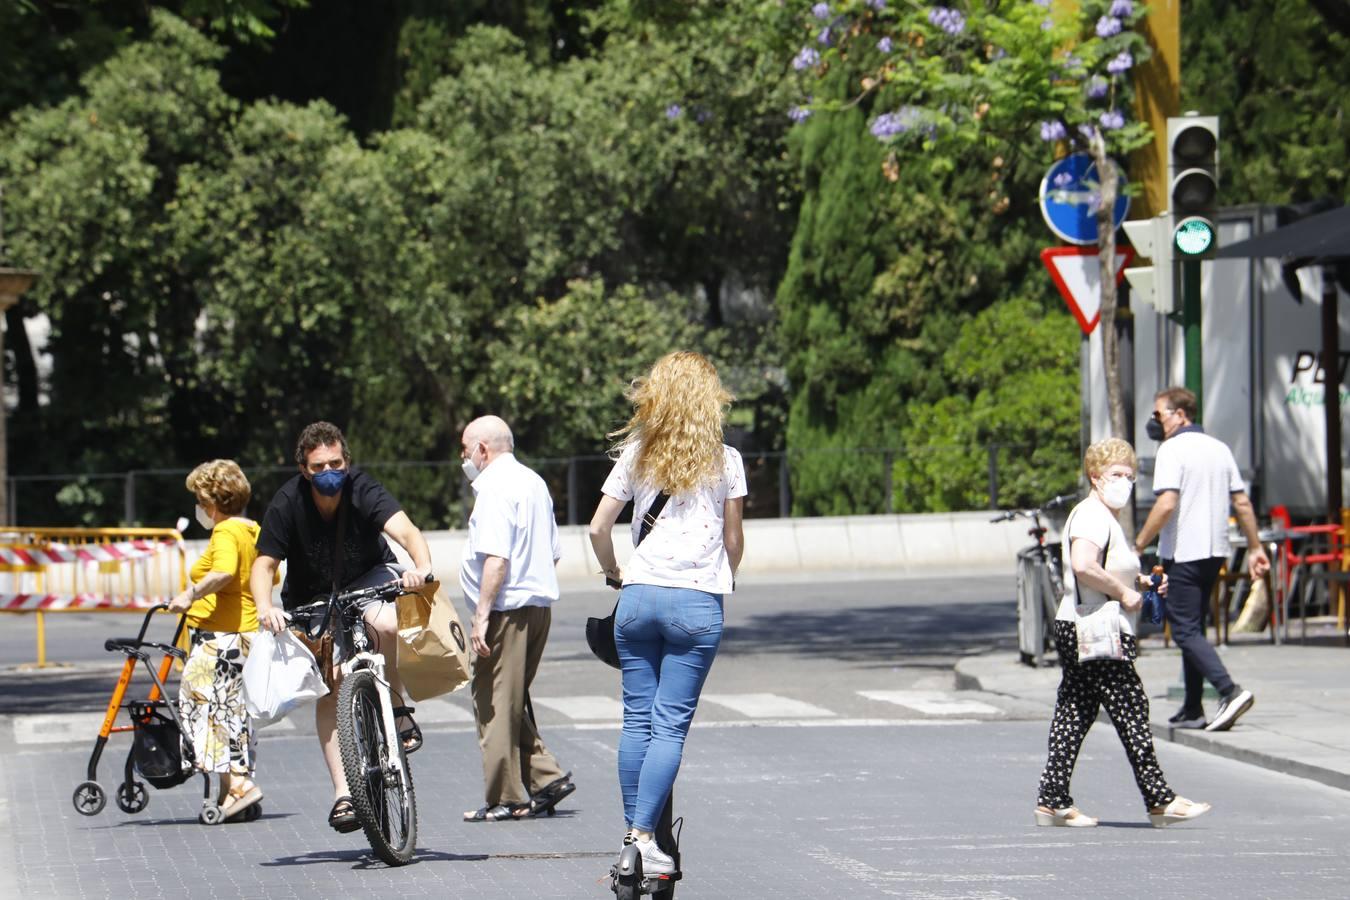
1321, 266, 1342, 521
778, 453, 791, 518
566, 457, 578, 526
987, 443, 999, 510
123, 471, 135, 525
1182, 258, 1204, 422
883, 451, 894, 515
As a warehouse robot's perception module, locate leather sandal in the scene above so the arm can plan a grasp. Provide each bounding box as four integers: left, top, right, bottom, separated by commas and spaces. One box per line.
463, 803, 527, 822
393, 705, 423, 755
1034, 805, 1098, 827
329, 795, 360, 833
523, 773, 576, 818
1149, 796, 1212, 827
218, 780, 263, 820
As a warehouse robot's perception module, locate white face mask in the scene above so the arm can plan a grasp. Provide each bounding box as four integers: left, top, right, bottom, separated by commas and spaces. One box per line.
1098, 476, 1134, 510
194, 504, 215, 531
461, 449, 481, 483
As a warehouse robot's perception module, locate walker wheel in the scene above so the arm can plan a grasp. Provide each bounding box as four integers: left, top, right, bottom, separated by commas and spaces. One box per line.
115, 781, 149, 814
73, 781, 106, 816
200, 805, 226, 826
227, 801, 263, 823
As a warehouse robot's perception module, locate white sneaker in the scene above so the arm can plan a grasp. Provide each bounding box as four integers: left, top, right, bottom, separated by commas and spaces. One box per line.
633, 837, 675, 875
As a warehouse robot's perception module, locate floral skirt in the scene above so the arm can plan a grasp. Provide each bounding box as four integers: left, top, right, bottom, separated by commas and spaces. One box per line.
177, 631, 254, 775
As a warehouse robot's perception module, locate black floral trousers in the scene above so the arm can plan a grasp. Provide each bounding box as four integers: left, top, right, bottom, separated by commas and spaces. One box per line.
1036, 621, 1175, 811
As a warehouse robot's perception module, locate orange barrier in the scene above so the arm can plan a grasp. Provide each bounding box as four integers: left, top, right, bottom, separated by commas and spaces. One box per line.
0, 527, 188, 667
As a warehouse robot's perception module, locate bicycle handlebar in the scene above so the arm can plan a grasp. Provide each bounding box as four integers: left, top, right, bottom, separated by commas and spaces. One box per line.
989, 493, 1079, 523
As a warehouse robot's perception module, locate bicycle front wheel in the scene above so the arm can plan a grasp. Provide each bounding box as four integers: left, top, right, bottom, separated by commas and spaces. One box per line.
337, 669, 417, 866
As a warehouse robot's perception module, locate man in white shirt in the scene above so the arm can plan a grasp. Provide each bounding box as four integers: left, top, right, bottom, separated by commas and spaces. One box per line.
458, 415, 574, 822
1135, 387, 1270, 733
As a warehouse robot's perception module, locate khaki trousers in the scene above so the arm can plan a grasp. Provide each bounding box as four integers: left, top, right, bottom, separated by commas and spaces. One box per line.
471, 605, 565, 806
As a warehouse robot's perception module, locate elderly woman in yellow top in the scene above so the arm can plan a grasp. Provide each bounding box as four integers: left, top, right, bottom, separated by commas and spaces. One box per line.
168, 459, 270, 820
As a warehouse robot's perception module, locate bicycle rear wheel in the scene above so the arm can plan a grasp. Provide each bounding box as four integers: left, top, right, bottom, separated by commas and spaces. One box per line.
337, 669, 417, 866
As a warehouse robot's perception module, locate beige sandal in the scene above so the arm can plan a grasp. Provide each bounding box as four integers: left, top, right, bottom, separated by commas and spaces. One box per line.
1034, 805, 1098, 827
1149, 796, 1211, 827
218, 780, 263, 819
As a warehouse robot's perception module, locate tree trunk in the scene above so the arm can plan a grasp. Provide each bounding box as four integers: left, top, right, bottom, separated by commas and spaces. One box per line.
1089, 131, 1127, 441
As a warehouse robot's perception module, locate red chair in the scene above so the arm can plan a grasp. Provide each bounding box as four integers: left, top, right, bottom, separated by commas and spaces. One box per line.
1270, 504, 1346, 643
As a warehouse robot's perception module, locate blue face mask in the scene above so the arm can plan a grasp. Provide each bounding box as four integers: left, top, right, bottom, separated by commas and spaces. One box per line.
311, 469, 347, 497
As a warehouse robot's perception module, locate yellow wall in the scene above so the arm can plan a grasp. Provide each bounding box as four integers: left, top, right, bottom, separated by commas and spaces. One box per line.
1129, 0, 1181, 217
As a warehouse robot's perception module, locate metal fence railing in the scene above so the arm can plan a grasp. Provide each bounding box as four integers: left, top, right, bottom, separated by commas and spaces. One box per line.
4, 443, 1075, 531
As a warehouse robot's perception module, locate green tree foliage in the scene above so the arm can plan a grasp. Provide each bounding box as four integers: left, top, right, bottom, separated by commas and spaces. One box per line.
1182, 0, 1350, 204
894, 298, 1081, 512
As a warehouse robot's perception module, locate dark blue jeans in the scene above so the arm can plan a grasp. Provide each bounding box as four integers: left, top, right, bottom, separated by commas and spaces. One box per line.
1162, 557, 1233, 711
614, 584, 723, 831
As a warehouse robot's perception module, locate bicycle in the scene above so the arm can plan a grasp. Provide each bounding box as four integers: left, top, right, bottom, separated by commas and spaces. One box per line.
287, 578, 431, 866
992, 494, 1076, 667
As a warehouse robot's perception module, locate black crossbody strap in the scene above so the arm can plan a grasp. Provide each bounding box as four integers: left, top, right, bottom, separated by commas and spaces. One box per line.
637, 492, 670, 546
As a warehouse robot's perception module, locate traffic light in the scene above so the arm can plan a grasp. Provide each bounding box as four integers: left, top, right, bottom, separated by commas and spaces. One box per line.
1122, 214, 1175, 314
1167, 114, 1220, 258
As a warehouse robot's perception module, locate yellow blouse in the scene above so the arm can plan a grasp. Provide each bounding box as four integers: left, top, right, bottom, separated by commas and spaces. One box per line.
187, 518, 267, 633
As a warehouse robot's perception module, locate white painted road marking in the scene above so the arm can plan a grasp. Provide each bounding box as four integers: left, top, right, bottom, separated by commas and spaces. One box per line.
857, 690, 1003, 716
414, 697, 476, 723
702, 693, 836, 718
530, 694, 623, 720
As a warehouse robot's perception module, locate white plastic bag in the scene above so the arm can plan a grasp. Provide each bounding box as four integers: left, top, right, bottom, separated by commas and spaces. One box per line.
243, 630, 329, 729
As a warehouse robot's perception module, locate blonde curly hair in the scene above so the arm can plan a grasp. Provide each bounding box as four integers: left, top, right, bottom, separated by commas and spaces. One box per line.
610, 351, 733, 496
185, 459, 251, 516
1083, 437, 1136, 481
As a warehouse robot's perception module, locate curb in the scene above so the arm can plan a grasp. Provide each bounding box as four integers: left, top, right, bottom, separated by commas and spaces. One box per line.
955, 656, 1350, 794
1148, 723, 1350, 793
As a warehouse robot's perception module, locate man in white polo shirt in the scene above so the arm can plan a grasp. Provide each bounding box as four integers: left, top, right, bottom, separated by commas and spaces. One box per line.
458, 415, 574, 822
1135, 387, 1270, 733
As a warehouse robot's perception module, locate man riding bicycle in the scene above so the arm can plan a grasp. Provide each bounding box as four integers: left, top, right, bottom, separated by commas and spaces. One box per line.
250, 421, 434, 834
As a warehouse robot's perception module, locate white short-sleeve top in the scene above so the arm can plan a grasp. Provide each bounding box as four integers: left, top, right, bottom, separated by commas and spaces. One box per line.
1151, 428, 1245, 562
600, 443, 747, 594
1056, 494, 1141, 635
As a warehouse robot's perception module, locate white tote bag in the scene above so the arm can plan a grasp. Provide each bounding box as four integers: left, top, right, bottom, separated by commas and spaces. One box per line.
243, 630, 329, 729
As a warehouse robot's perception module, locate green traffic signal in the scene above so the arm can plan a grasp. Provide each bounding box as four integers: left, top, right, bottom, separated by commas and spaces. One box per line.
1173, 217, 1215, 256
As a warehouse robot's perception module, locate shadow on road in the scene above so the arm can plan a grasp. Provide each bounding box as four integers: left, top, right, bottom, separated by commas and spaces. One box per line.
720, 600, 1019, 662
0, 666, 137, 714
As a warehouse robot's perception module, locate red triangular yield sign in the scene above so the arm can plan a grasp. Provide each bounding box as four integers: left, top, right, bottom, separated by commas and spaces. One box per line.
1041, 246, 1135, 335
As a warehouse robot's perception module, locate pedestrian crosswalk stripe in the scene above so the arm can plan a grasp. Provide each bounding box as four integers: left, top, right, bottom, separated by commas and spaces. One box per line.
857, 690, 1002, 716
701, 693, 836, 719
530, 695, 623, 720
414, 697, 476, 723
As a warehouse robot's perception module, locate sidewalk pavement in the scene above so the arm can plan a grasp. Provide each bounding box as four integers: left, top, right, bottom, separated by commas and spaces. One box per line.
955, 632, 1350, 792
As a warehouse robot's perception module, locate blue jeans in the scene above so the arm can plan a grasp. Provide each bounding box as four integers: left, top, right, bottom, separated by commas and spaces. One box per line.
615, 583, 723, 831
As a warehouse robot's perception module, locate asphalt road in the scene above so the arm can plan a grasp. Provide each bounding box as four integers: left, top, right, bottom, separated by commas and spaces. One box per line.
2, 574, 1347, 899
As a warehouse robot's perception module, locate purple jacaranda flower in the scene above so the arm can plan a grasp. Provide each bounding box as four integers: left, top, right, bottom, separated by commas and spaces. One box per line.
1106, 51, 1134, 74
1099, 109, 1125, 129
871, 107, 921, 139
1110, 0, 1133, 16
788, 105, 813, 122
1096, 16, 1122, 37
1034, 0, 1051, 6
1040, 120, 1067, 141
1078, 123, 1097, 142
867, 0, 887, 9
812, 2, 831, 19
666, 104, 682, 119
1086, 192, 1103, 213
877, 36, 893, 53
818, 26, 832, 45
793, 46, 821, 70
695, 107, 712, 123
1053, 171, 1074, 188
1086, 76, 1110, 99
927, 7, 965, 35
1041, 18, 1054, 30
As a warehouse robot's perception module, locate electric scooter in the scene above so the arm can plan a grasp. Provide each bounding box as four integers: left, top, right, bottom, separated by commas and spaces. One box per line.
610, 793, 681, 899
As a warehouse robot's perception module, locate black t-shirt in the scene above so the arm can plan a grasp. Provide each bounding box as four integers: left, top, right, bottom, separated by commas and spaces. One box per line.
255, 467, 401, 609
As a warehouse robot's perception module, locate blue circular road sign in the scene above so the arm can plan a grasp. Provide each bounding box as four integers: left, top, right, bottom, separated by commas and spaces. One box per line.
1038, 153, 1130, 246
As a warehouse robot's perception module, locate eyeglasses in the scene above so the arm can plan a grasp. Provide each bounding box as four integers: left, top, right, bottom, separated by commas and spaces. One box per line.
1103, 472, 1137, 483
1150, 407, 1177, 422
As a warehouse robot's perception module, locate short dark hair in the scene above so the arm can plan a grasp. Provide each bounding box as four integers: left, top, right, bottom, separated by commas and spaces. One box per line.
1155, 386, 1197, 422
294, 421, 351, 467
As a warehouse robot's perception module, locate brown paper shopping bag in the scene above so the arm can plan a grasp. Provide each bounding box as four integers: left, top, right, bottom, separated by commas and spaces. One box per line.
395, 584, 472, 701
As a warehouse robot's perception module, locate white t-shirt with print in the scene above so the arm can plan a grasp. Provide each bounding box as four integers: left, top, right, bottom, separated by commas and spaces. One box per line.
600, 444, 747, 594
1056, 495, 1141, 635
1152, 429, 1245, 562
